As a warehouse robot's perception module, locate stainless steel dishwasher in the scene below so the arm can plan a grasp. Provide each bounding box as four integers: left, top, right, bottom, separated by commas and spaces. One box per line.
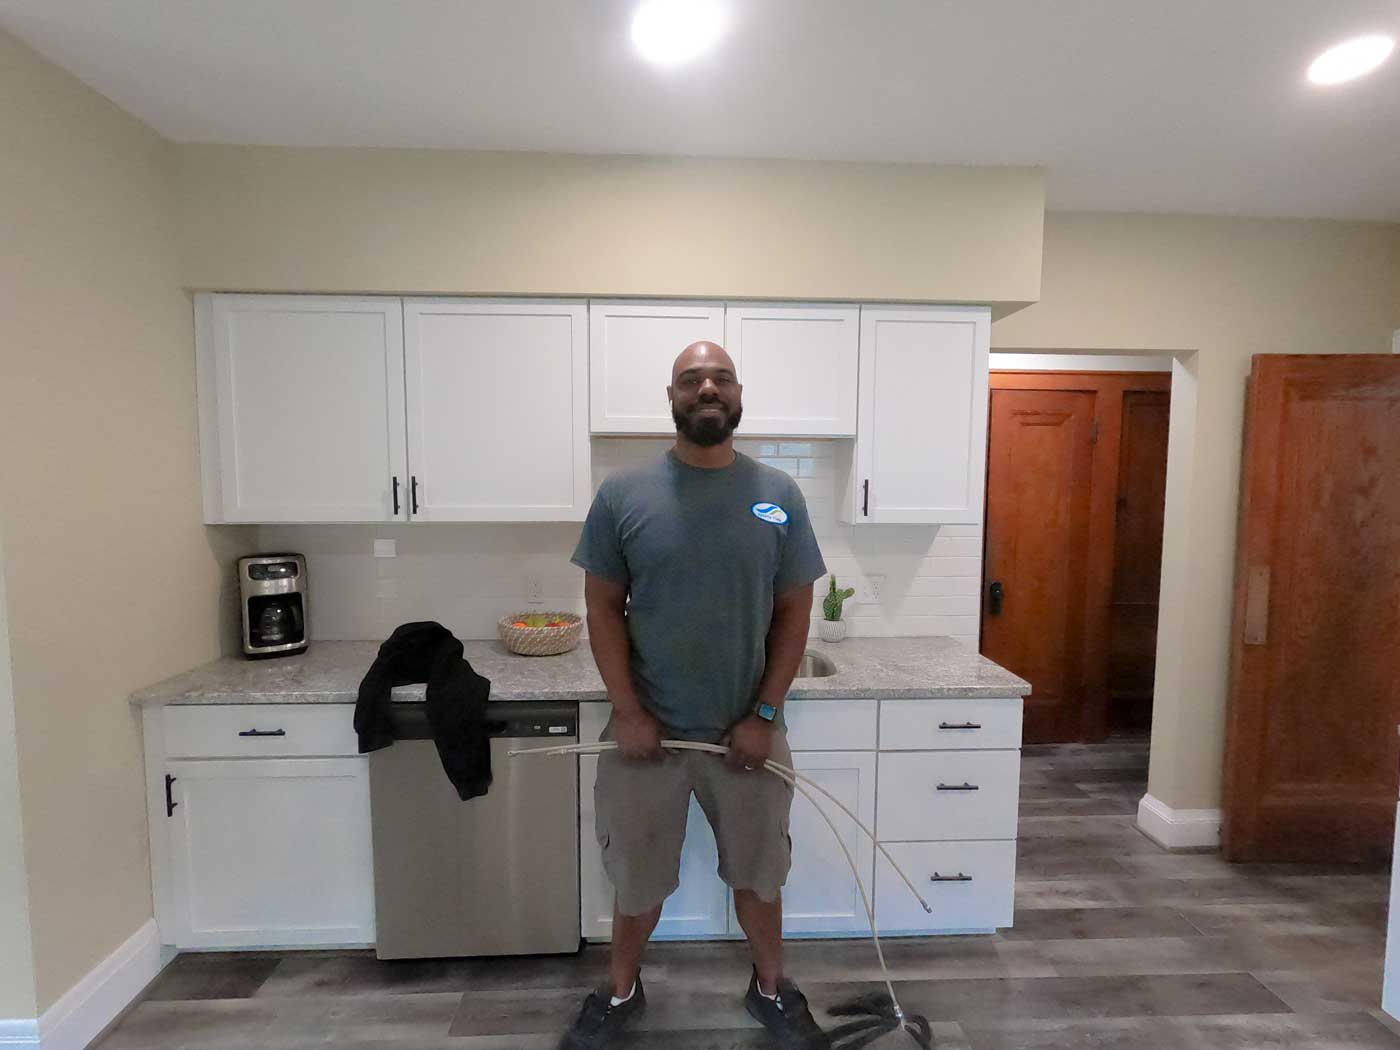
368, 700, 579, 959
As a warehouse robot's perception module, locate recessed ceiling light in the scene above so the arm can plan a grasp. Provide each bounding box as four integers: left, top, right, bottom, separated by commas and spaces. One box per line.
1306, 34, 1395, 85
631, 0, 725, 66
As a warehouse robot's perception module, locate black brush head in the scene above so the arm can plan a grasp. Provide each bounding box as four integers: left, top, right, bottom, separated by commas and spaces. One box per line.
826, 993, 933, 1050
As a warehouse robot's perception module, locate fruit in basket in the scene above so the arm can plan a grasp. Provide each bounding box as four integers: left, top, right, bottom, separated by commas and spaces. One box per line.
511, 613, 574, 629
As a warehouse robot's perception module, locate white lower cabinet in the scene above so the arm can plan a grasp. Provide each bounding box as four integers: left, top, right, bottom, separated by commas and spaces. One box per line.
163, 758, 374, 948
781, 751, 876, 935
145, 703, 375, 950
576, 698, 1022, 942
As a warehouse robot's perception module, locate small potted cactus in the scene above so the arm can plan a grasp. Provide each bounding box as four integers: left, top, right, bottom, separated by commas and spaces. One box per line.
819, 574, 856, 642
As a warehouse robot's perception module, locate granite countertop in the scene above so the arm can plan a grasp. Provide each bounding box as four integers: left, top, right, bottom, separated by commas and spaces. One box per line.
130, 636, 1030, 707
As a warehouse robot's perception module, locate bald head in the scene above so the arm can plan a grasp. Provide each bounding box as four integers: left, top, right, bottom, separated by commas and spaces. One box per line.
668, 340, 743, 447
672, 341, 736, 384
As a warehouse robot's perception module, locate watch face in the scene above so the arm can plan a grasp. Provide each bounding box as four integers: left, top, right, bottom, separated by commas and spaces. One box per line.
757, 703, 777, 721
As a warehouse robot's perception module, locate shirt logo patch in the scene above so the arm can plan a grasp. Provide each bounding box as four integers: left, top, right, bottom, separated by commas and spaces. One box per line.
751, 502, 789, 525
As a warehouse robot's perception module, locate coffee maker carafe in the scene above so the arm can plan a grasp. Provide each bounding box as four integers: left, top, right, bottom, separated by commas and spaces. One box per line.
239, 554, 308, 658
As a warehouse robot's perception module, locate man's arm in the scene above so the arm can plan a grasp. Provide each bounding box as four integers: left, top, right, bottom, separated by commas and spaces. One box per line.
724, 582, 815, 769
583, 572, 663, 760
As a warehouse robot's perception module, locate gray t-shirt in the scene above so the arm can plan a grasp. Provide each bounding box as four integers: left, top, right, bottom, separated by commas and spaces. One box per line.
571, 449, 827, 740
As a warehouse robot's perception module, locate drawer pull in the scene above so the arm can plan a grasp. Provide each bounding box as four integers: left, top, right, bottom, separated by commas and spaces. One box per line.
936, 781, 980, 792
238, 728, 287, 737
938, 721, 982, 731
930, 871, 973, 883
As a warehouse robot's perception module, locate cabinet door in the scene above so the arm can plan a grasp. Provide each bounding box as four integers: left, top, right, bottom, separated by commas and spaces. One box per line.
199, 294, 407, 523
780, 751, 877, 935
724, 304, 859, 436
403, 299, 590, 521
845, 306, 990, 525
164, 759, 374, 949
590, 300, 724, 433
579, 754, 730, 941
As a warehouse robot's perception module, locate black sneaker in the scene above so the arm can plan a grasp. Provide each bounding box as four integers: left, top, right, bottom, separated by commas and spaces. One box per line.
744, 969, 831, 1049
558, 974, 646, 1050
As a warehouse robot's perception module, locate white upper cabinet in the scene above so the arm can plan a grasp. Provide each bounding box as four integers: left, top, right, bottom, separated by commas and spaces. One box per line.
197, 294, 407, 523
589, 300, 724, 433
841, 305, 990, 525
724, 304, 859, 437
402, 299, 590, 521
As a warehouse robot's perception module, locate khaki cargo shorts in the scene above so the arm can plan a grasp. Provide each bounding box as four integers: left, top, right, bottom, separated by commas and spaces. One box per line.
594, 720, 795, 916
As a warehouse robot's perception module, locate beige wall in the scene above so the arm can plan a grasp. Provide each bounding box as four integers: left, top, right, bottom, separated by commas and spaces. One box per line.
0, 538, 37, 1019
0, 29, 254, 1014
993, 212, 1400, 811
174, 146, 1044, 308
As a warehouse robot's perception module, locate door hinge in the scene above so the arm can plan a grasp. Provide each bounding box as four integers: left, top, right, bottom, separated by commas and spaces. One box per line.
1089, 419, 1099, 445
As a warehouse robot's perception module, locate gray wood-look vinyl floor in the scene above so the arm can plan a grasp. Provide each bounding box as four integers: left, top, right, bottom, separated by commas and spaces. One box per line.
97, 735, 1400, 1049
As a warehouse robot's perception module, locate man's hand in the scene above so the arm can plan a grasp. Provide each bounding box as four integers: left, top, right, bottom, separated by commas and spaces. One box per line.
723, 714, 774, 772
614, 706, 664, 761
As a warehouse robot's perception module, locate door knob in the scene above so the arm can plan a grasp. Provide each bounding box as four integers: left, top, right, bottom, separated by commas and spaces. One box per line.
988, 581, 1004, 616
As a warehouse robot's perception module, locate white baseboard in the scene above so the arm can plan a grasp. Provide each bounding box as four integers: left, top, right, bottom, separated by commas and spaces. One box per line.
0, 920, 172, 1050
1137, 793, 1222, 850
0, 1018, 40, 1049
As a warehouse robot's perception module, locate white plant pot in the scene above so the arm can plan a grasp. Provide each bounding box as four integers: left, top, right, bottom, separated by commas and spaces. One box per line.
818, 619, 847, 643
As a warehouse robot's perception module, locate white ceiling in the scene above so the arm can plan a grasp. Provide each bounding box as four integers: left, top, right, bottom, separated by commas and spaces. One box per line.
4, 0, 1400, 220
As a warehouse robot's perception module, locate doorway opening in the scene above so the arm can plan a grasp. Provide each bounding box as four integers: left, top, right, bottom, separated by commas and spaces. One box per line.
979, 354, 1173, 745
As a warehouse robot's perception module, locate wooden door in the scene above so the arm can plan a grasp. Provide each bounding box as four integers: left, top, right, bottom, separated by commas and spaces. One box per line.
1108, 391, 1171, 729
200, 294, 407, 523
723, 304, 859, 437
982, 371, 1172, 744
1222, 354, 1400, 863
403, 299, 590, 522
981, 388, 1095, 742
846, 306, 991, 525
166, 758, 374, 948
588, 300, 724, 434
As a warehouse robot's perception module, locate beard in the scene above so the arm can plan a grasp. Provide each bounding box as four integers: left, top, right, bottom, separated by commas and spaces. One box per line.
672, 400, 743, 447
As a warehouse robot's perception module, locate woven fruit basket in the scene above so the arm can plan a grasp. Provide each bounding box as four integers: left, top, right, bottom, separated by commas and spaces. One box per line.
498, 612, 584, 656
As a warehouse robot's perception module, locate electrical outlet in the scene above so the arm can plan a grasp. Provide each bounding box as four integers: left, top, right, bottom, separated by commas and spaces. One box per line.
372, 538, 397, 558
525, 576, 544, 605
856, 575, 884, 605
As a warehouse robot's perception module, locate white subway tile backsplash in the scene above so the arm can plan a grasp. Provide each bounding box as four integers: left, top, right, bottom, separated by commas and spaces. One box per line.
259, 437, 984, 643
758, 457, 799, 476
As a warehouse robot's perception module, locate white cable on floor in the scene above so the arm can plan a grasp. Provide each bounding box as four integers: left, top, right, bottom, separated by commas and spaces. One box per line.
509, 737, 927, 1026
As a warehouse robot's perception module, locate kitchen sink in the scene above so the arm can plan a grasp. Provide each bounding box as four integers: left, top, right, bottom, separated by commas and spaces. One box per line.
795, 651, 837, 678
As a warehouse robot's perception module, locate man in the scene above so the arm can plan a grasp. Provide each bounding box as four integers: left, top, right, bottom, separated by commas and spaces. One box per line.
563, 341, 830, 1050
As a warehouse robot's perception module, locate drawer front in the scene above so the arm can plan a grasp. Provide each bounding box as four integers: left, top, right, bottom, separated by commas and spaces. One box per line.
874, 840, 1015, 932
785, 700, 877, 751
876, 751, 1019, 841
162, 704, 360, 759
878, 698, 1022, 751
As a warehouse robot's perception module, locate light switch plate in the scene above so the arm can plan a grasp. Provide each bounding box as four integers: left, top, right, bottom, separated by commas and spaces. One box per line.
525, 576, 544, 604
373, 539, 397, 558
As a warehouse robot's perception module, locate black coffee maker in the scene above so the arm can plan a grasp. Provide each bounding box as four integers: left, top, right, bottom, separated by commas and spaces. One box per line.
238, 554, 309, 658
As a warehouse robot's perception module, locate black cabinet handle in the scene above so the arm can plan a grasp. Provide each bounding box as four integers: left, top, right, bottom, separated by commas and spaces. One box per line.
411, 475, 420, 515
937, 782, 980, 792
392, 476, 400, 515
930, 872, 973, 883
988, 580, 1004, 615
238, 728, 286, 737
165, 774, 178, 818
938, 721, 982, 731
862, 479, 869, 517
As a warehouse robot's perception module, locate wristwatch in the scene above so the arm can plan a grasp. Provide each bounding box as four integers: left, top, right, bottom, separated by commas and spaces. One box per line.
754, 701, 778, 723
